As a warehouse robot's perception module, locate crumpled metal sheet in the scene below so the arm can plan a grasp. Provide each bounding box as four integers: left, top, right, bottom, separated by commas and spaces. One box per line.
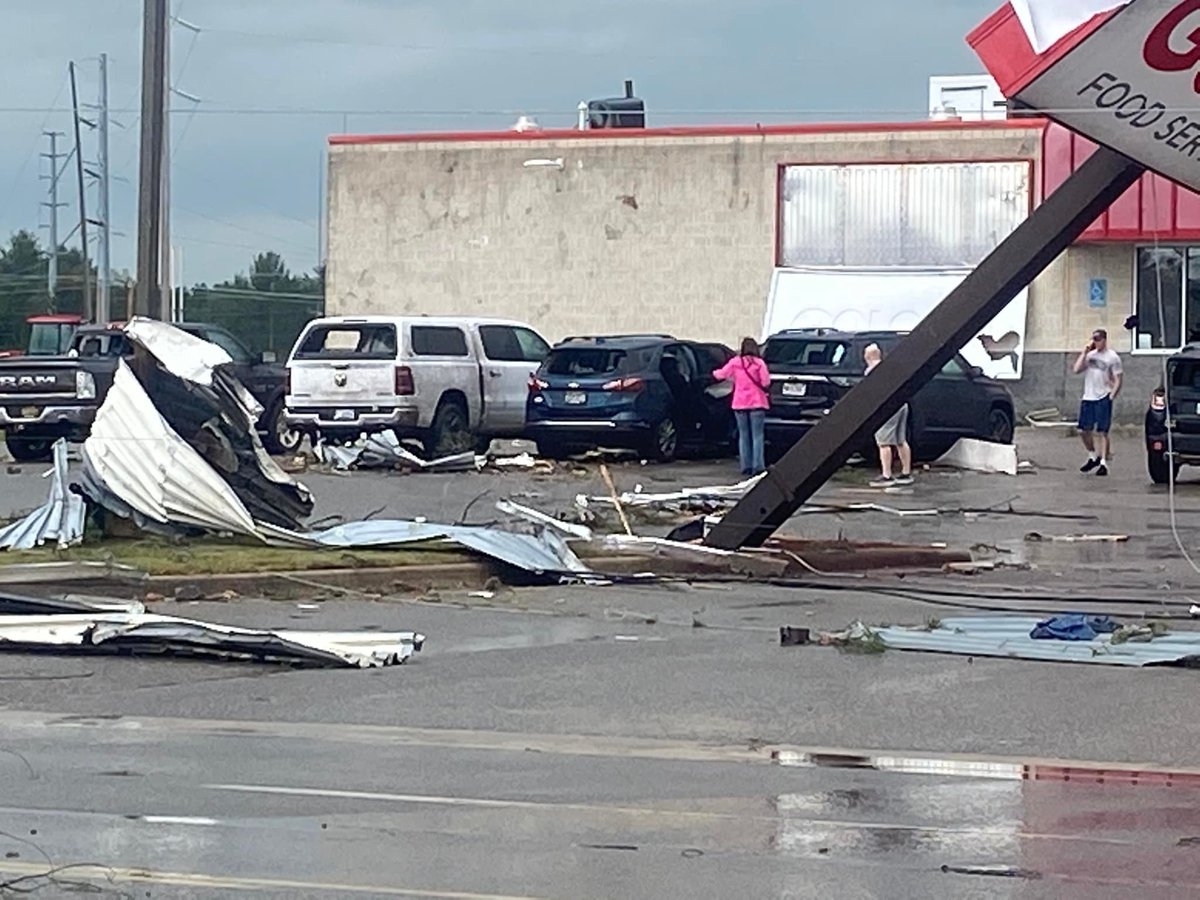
0, 590, 144, 616
258, 517, 590, 575
0, 611, 424, 668
875, 616, 1200, 667
576, 474, 765, 514
81, 362, 263, 537
317, 432, 482, 473
0, 439, 85, 551
124, 317, 233, 387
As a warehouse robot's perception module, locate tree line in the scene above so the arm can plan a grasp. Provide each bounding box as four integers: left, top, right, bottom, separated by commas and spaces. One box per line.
0, 231, 324, 354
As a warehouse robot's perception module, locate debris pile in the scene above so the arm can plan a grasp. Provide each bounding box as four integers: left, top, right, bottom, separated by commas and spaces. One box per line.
39, 319, 588, 582
848, 616, 1200, 668
0, 589, 422, 668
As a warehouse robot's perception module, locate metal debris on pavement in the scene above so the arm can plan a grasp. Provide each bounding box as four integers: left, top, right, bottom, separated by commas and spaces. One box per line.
1024, 532, 1129, 543
0, 439, 85, 551
316, 431, 483, 473
0, 611, 424, 668
872, 616, 1200, 667
933, 438, 1019, 476
575, 474, 765, 517
0, 590, 144, 616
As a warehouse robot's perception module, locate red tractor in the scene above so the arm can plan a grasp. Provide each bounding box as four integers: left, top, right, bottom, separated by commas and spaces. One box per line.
0, 314, 85, 359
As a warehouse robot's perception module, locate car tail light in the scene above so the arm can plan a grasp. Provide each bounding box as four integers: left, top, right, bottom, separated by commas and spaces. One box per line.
602, 377, 645, 392
394, 365, 414, 396
1151, 393, 1167, 410
528, 375, 549, 393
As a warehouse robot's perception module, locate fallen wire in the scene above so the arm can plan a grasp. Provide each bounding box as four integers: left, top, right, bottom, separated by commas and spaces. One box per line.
0, 862, 125, 896
0, 750, 35, 780
0, 673, 93, 682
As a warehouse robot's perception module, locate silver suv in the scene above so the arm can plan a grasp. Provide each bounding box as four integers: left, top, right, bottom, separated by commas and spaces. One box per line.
285, 315, 551, 456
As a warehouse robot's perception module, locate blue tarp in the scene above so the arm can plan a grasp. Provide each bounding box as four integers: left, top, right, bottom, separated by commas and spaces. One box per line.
1030, 614, 1120, 642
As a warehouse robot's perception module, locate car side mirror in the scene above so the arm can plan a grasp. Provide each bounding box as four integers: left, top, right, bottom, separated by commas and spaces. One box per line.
260, 350, 277, 364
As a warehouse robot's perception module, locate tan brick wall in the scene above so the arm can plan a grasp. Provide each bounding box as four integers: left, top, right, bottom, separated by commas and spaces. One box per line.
1027, 244, 1134, 353
327, 127, 1044, 346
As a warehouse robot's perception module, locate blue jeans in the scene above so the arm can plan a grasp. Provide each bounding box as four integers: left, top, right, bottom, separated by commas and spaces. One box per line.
735, 409, 766, 476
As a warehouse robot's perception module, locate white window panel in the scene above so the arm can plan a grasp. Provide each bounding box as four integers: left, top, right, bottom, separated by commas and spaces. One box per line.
779, 162, 1030, 269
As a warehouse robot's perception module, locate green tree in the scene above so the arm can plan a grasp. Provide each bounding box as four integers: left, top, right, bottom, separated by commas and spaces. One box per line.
184, 250, 324, 359
0, 231, 96, 350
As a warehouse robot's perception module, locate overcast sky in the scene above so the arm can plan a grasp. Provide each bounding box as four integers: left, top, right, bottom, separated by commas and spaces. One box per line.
0, 0, 999, 287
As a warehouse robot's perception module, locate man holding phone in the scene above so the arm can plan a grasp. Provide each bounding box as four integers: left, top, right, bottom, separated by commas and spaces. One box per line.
1073, 329, 1122, 477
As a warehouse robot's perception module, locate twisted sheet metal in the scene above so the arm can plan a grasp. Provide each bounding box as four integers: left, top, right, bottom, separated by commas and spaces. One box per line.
876, 617, 1200, 667
0, 439, 85, 551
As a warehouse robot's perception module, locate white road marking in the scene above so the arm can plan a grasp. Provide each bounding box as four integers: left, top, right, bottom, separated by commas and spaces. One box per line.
138, 815, 219, 825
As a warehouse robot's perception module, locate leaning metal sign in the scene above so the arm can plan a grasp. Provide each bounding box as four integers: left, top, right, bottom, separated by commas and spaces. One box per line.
974, 0, 1200, 193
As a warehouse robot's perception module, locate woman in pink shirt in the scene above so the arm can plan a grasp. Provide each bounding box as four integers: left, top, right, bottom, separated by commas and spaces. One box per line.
713, 337, 771, 476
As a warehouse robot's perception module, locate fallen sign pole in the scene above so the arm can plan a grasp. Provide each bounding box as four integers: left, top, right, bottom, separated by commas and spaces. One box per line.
706, 145, 1145, 551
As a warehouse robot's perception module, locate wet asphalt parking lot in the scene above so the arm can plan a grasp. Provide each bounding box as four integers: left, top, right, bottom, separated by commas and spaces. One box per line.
2, 428, 1200, 896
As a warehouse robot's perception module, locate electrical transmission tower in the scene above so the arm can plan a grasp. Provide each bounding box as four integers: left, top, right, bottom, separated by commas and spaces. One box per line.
39, 131, 68, 309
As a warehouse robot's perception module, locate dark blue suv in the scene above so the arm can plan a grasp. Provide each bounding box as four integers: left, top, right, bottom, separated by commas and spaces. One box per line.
525, 335, 736, 461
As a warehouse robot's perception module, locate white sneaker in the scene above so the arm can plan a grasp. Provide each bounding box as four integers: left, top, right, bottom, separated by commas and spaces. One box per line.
869, 476, 895, 488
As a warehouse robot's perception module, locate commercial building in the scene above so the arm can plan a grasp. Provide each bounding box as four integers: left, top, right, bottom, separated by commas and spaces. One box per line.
326, 94, 1200, 419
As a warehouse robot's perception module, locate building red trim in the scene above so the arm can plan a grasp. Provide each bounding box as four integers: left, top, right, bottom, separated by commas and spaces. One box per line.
1043, 124, 1200, 241
329, 118, 1048, 147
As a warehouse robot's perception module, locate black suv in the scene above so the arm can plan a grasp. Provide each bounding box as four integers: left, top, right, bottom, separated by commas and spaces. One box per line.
762, 329, 1016, 460
1145, 346, 1200, 484
525, 334, 735, 461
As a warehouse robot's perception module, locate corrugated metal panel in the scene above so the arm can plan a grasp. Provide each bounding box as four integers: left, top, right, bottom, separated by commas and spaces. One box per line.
1042, 123, 1200, 240
0, 439, 85, 551
779, 162, 1030, 267
875, 616, 1200, 667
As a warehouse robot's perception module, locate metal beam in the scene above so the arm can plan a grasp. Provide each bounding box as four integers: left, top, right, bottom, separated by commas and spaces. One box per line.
705, 145, 1145, 550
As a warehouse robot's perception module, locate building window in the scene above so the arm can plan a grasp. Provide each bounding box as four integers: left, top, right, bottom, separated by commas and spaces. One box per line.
1133, 247, 1200, 352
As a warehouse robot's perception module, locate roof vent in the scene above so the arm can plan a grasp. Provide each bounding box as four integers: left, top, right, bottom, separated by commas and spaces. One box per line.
585, 79, 645, 129
512, 115, 542, 132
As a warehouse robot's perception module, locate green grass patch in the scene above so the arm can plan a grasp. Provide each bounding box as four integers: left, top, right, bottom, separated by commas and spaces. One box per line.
1, 537, 473, 577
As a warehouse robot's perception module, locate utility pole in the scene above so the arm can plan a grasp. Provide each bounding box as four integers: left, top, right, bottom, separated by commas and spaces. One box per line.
39, 131, 66, 310
69, 62, 92, 322
135, 0, 168, 319
96, 53, 111, 324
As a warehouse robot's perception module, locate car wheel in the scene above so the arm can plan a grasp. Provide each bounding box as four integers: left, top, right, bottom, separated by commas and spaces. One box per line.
1148, 450, 1180, 485
4, 435, 53, 463
646, 417, 679, 463
425, 398, 474, 458
987, 407, 1014, 444
262, 400, 302, 455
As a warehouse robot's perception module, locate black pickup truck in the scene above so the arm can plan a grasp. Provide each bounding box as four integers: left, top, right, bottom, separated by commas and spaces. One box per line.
0, 322, 298, 461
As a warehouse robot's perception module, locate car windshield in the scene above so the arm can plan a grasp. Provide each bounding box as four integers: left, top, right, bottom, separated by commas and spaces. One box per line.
544, 348, 629, 377
763, 339, 851, 368
294, 324, 397, 360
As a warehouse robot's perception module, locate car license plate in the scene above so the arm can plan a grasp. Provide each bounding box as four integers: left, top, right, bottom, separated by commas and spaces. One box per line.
782, 382, 807, 397
565, 391, 586, 405
334, 408, 355, 421
20, 406, 40, 419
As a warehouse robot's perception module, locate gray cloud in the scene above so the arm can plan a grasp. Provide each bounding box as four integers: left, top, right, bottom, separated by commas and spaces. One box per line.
0, 0, 997, 286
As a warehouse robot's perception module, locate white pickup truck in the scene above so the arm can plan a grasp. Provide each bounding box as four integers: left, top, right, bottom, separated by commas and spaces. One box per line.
284, 315, 551, 456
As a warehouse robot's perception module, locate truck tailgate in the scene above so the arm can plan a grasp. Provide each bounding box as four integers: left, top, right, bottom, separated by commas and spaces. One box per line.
289, 360, 396, 404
